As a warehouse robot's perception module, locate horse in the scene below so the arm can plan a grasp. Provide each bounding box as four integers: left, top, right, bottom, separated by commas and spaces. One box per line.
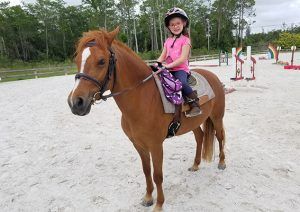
67, 27, 226, 211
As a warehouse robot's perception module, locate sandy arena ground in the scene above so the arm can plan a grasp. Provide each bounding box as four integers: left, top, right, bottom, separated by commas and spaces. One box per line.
0, 52, 299, 211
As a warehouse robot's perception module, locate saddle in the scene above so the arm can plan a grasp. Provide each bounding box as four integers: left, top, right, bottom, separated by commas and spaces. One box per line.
154, 70, 215, 114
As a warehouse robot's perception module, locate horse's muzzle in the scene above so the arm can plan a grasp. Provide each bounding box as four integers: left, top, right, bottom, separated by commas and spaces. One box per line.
68, 95, 92, 116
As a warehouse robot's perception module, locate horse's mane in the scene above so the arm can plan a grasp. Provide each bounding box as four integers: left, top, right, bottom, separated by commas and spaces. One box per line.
76, 29, 143, 64
76, 30, 106, 54
113, 40, 142, 62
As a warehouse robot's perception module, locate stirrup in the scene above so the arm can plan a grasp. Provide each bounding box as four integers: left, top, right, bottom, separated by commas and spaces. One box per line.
185, 107, 202, 117
186, 97, 199, 103
166, 121, 181, 138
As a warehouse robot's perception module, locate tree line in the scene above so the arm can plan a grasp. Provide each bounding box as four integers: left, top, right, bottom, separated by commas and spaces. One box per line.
0, 0, 299, 65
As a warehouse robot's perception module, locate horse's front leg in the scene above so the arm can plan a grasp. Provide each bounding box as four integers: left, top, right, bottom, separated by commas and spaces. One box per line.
133, 143, 154, 207
122, 117, 154, 206
151, 145, 164, 211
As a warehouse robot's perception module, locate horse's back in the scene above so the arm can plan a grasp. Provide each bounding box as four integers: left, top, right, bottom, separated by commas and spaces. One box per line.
191, 69, 225, 119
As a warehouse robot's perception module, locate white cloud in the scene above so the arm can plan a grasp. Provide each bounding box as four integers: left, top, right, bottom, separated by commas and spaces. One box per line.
251, 0, 300, 33
8, 0, 81, 6
8, 0, 21, 6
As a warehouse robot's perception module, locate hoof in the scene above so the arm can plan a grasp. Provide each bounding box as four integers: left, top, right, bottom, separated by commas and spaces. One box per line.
188, 166, 199, 172
141, 199, 153, 207
153, 205, 163, 212
218, 163, 226, 170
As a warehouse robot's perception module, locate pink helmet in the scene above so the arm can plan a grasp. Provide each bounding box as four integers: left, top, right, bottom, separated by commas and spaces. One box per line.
164, 7, 189, 28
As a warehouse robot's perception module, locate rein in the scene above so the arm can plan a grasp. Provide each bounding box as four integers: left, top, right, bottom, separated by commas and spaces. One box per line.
74, 41, 154, 104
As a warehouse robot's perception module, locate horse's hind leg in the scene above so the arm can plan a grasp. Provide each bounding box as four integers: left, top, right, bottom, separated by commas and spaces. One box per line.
188, 127, 204, 172
212, 118, 226, 170
132, 143, 154, 207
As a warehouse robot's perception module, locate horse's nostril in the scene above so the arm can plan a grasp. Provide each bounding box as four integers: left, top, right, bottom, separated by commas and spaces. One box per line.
75, 97, 84, 108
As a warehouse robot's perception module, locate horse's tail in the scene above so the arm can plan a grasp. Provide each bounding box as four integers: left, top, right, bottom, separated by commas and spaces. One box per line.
202, 117, 215, 162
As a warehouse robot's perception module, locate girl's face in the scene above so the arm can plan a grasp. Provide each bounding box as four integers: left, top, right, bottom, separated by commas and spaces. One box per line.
168, 17, 186, 36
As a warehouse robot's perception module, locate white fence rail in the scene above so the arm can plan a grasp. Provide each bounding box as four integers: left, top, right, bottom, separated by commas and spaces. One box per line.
0, 66, 76, 81
0, 52, 268, 82
144, 53, 220, 65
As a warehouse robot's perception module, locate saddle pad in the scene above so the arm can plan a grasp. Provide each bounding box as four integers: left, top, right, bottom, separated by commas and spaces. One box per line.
154, 71, 215, 113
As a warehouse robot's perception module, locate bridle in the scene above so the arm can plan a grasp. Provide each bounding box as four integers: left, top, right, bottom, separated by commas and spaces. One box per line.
74, 41, 154, 104
74, 41, 117, 103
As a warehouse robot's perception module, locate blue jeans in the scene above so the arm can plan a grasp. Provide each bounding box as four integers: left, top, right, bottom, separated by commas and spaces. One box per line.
171, 70, 193, 96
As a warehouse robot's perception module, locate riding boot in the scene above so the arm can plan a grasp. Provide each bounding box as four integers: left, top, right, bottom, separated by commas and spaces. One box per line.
186, 90, 201, 117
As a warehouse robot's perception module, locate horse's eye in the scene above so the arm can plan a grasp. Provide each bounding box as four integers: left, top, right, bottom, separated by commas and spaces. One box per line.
98, 59, 105, 66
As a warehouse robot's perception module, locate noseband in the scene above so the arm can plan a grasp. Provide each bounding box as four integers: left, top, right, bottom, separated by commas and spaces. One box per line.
75, 41, 117, 102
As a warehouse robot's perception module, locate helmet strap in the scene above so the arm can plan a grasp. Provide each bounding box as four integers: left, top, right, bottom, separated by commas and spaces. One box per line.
170, 33, 181, 48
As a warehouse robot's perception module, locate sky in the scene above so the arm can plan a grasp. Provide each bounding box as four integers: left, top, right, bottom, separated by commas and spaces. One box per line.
250, 0, 300, 33
7, 0, 300, 34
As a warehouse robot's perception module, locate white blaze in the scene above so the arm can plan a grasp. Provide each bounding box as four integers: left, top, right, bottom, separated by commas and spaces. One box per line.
79, 47, 91, 73
70, 47, 91, 104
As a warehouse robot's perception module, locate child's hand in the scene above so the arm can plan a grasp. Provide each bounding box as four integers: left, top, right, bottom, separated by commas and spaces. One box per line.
153, 62, 163, 68
150, 64, 159, 72
150, 62, 164, 72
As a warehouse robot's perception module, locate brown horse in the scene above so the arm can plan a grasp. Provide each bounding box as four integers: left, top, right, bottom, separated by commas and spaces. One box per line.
68, 27, 226, 211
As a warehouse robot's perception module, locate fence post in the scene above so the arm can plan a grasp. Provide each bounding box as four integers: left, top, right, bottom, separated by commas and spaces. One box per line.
34, 70, 38, 79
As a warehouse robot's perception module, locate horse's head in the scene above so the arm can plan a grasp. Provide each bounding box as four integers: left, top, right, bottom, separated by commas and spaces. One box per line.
68, 27, 120, 116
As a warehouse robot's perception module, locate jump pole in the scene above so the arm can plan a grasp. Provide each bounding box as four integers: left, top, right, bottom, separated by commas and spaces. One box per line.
245, 56, 256, 81
245, 46, 256, 81
276, 46, 281, 63
284, 46, 300, 70
291, 46, 295, 66
232, 47, 236, 67
231, 54, 244, 81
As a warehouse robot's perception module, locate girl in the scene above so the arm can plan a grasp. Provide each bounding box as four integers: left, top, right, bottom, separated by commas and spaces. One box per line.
156, 7, 201, 117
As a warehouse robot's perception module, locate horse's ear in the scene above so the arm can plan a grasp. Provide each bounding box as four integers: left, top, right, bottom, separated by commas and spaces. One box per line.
107, 26, 120, 46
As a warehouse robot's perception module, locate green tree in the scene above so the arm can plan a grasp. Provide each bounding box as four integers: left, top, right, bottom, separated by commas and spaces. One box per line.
210, 0, 236, 50
0, 5, 40, 60
276, 32, 300, 49
82, 0, 116, 29
116, 0, 139, 49
26, 0, 65, 60
233, 0, 255, 47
